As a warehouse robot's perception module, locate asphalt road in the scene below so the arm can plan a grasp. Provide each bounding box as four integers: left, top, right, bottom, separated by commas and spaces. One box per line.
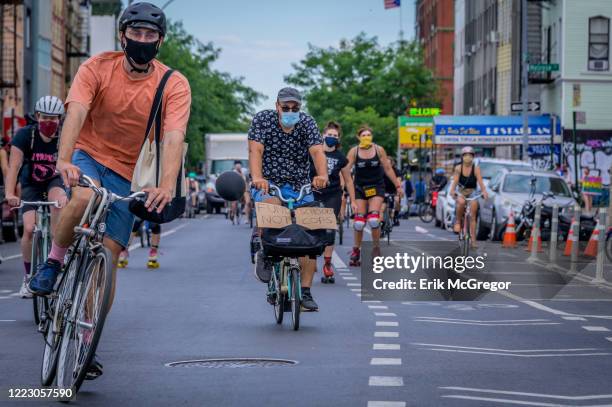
1, 213, 612, 407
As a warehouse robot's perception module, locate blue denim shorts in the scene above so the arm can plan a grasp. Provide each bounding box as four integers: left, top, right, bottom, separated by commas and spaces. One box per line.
72, 150, 135, 248
250, 183, 314, 208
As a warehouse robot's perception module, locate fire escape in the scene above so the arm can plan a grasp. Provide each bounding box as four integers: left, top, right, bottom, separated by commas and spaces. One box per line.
0, 1, 20, 91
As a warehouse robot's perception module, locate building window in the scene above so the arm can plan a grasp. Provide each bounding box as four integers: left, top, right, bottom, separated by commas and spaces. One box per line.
588, 16, 610, 71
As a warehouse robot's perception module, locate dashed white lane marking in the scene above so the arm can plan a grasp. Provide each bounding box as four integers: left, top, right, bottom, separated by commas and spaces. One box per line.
342, 276, 358, 280
332, 250, 348, 269
375, 312, 397, 317
370, 358, 402, 366
367, 402, 406, 407
373, 344, 401, 350
607, 337, 612, 343
351, 288, 361, 292
376, 321, 399, 327
562, 316, 587, 321
0, 290, 12, 294
582, 326, 611, 332
374, 332, 399, 338
363, 300, 381, 303
0, 320, 16, 322
415, 226, 428, 234
368, 305, 388, 309
347, 283, 361, 287
368, 376, 404, 387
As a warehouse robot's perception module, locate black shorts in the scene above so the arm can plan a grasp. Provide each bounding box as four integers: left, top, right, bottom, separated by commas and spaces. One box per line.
314, 191, 342, 218
355, 183, 385, 200
21, 177, 64, 212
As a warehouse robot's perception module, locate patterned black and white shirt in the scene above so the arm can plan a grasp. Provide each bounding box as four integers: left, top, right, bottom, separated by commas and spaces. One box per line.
248, 109, 322, 190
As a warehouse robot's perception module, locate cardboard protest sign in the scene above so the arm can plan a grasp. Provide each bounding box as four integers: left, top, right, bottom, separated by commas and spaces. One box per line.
295, 207, 338, 230
255, 202, 291, 228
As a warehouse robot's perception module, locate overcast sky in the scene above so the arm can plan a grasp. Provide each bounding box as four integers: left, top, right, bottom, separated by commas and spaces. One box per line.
125, 0, 416, 111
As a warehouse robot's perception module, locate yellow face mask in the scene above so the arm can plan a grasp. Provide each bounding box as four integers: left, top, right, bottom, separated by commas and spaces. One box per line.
359, 135, 373, 149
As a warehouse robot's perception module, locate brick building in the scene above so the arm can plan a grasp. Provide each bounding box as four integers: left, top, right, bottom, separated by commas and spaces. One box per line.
416, 0, 455, 114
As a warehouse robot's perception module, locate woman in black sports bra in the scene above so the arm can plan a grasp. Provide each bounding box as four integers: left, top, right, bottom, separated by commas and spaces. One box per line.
345, 125, 402, 266
449, 146, 488, 246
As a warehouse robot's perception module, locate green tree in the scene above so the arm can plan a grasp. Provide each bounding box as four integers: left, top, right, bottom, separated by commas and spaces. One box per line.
157, 21, 262, 167
285, 35, 437, 155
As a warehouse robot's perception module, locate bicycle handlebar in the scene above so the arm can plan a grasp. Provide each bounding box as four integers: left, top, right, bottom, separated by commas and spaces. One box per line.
269, 184, 311, 204
13, 200, 61, 209
78, 174, 145, 201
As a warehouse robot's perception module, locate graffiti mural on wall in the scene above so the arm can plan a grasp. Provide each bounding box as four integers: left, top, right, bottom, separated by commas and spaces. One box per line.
527, 140, 611, 186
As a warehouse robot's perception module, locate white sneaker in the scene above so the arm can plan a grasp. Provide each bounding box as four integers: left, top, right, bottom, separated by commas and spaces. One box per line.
19, 277, 33, 298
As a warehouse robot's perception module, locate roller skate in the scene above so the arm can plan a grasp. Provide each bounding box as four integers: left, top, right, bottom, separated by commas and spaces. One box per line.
117, 250, 129, 268
320, 260, 335, 284
349, 247, 361, 267
147, 246, 159, 269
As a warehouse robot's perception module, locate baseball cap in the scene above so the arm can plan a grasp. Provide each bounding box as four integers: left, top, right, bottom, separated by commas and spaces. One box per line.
277, 87, 302, 104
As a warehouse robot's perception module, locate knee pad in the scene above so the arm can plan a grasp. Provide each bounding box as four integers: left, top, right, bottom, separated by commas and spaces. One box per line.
150, 223, 161, 234
354, 214, 366, 231
367, 212, 381, 229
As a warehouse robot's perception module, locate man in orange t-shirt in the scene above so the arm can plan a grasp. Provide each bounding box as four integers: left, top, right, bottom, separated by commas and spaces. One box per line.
29, 2, 191, 377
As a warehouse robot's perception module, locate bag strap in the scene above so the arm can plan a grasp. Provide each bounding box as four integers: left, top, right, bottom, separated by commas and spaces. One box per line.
142, 69, 175, 148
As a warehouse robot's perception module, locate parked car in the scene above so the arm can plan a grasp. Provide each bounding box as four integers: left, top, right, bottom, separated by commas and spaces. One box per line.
204, 174, 225, 214
196, 175, 207, 212
435, 182, 456, 231
475, 158, 532, 187
477, 169, 575, 241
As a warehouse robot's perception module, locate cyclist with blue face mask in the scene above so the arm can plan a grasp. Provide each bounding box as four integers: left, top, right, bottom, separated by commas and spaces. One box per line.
248, 87, 328, 311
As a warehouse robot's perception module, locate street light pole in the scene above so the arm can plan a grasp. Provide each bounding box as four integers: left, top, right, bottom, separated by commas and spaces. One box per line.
521, 0, 529, 162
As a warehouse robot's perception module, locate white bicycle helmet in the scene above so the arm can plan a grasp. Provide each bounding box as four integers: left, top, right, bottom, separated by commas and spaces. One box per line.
461, 146, 475, 155
35, 96, 65, 116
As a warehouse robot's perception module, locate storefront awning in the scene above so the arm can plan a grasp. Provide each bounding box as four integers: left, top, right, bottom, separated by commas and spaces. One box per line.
434, 115, 562, 145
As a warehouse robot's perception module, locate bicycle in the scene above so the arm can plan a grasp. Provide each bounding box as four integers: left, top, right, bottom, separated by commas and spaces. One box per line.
419, 190, 437, 223
39, 175, 144, 394
380, 193, 395, 245
263, 184, 313, 331
455, 189, 482, 257
13, 200, 60, 327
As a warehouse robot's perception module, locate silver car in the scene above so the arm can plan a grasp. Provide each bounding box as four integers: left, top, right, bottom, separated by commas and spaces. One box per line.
476, 158, 532, 187
477, 169, 575, 241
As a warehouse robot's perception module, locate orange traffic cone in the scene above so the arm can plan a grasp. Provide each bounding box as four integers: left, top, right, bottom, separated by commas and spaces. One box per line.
563, 217, 577, 257
502, 210, 517, 248
525, 224, 543, 252
583, 219, 601, 257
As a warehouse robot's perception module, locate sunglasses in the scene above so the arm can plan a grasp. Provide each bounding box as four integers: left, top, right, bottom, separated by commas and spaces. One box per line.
280, 105, 300, 113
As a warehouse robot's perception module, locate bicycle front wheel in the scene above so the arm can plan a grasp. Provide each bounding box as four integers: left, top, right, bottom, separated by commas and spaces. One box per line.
419, 204, 435, 223
31, 231, 45, 326
290, 267, 301, 331
56, 247, 113, 394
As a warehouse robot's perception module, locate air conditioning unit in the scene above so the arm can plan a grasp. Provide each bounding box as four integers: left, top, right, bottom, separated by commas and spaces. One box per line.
589, 60, 609, 71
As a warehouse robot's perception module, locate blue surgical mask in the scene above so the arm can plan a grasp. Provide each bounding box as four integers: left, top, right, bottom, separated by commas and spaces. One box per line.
324, 136, 339, 147
281, 111, 300, 127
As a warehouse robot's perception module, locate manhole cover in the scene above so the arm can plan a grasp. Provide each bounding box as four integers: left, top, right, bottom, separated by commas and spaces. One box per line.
165, 358, 298, 368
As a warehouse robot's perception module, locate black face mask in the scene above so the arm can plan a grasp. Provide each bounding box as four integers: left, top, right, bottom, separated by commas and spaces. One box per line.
123, 37, 159, 71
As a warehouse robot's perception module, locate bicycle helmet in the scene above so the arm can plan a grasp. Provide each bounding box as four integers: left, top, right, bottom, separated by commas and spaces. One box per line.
461, 146, 475, 156
35, 96, 64, 116
435, 168, 445, 175
119, 2, 166, 36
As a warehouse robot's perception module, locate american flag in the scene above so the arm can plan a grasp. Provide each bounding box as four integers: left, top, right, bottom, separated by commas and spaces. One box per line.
384, 0, 401, 9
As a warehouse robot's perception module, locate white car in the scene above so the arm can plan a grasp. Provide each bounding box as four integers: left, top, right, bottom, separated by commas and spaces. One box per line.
435, 182, 455, 231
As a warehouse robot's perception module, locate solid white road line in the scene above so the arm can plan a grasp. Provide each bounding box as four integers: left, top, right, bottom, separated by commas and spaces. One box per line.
374, 332, 399, 338
0, 290, 12, 294
582, 326, 611, 332
375, 312, 397, 317
370, 358, 402, 365
369, 376, 404, 387
499, 290, 573, 316
373, 344, 401, 350
606, 337, 612, 343
441, 395, 575, 406
0, 320, 16, 322
562, 316, 587, 321
0, 253, 23, 261
376, 321, 399, 327
368, 305, 388, 309
367, 402, 406, 407
440, 386, 612, 400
